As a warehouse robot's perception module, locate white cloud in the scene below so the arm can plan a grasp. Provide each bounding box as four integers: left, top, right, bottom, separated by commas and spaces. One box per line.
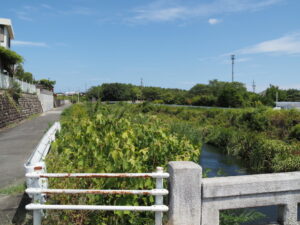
58, 7, 95, 16
12, 40, 48, 47
15, 11, 33, 21
130, 0, 282, 23
221, 56, 251, 64
237, 33, 300, 55
13, 4, 94, 22
40, 4, 53, 9
237, 57, 251, 62
208, 18, 222, 25
133, 7, 186, 22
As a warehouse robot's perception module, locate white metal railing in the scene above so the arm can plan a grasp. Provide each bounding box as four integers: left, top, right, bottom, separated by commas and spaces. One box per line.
24, 122, 169, 225
0, 73, 37, 94
24, 122, 61, 193
25, 168, 169, 225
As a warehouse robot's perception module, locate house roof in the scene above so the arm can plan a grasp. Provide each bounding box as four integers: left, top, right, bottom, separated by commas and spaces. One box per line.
0, 18, 14, 40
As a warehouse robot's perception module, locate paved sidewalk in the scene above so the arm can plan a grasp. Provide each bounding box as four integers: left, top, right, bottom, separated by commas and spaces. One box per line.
0, 105, 69, 189
0, 105, 69, 224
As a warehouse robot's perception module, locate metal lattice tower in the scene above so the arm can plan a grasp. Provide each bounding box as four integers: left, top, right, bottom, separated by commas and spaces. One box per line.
252, 80, 256, 93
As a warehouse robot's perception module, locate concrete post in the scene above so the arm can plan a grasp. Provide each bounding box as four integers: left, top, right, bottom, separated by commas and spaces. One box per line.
201, 203, 219, 225
278, 201, 298, 225
167, 161, 202, 225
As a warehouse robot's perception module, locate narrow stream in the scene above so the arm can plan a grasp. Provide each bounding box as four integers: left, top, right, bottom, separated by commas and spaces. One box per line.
200, 144, 279, 225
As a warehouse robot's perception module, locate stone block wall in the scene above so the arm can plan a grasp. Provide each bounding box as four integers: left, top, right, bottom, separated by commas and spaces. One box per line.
19, 94, 43, 117
0, 92, 42, 129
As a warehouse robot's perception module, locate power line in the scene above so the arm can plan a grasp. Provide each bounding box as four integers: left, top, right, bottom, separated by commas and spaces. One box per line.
140, 78, 144, 87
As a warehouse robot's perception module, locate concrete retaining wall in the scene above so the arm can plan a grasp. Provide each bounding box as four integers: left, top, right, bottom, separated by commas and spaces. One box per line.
167, 161, 300, 225
54, 99, 70, 108
37, 89, 53, 112
0, 92, 42, 128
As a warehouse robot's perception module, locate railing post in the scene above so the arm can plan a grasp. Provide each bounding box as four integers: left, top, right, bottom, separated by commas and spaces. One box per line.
30, 172, 45, 225
33, 188, 42, 225
155, 167, 164, 225
278, 201, 298, 225
33, 207, 42, 225
167, 161, 202, 225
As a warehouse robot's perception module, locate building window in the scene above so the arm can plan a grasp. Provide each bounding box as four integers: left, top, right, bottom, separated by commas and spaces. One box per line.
0, 26, 4, 42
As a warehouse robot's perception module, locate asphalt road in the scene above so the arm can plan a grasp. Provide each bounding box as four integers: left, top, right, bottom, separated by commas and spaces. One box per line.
0, 105, 69, 189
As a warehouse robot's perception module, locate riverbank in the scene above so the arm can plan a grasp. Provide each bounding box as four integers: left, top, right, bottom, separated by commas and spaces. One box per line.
138, 103, 300, 173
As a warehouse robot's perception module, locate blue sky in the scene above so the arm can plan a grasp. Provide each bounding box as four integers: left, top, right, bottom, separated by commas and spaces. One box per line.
0, 0, 300, 92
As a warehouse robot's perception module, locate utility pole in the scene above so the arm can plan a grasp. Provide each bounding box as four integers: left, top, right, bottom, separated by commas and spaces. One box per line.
252, 80, 256, 93
276, 92, 279, 103
140, 78, 144, 87
231, 54, 235, 82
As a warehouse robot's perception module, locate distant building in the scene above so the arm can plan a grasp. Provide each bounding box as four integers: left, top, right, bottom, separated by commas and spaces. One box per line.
275, 102, 300, 110
0, 18, 15, 73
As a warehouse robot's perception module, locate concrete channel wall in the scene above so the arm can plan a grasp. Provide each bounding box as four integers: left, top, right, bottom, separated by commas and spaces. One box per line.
167, 161, 300, 225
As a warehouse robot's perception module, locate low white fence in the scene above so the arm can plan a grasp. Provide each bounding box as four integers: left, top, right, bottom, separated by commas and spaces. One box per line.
0, 73, 37, 94
25, 169, 169, 225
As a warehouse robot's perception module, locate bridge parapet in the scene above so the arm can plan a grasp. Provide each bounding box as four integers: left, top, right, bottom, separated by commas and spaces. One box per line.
168, 161, 300, 225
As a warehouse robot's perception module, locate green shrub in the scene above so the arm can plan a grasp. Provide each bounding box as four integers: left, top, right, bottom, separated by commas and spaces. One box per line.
45, 104, 200, 225
152, 99, 164, 104
289, 124, 300, 141
221, 209, 265, 225
191, 95, 217, 106
7, 81, 22, 102
240, 109, 270, 131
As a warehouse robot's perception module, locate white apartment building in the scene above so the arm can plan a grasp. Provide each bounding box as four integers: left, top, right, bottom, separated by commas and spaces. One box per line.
0, 18, 14, 73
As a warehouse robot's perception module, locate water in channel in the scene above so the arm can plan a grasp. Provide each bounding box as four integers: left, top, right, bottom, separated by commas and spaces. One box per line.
200, 144, 279, 225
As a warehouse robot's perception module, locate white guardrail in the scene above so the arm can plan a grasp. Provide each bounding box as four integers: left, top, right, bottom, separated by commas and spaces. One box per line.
24, 122, 169, 225
0, 73, 37, 94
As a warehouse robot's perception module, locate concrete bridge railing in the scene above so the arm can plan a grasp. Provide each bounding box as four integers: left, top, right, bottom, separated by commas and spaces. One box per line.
168, 161, 300, 225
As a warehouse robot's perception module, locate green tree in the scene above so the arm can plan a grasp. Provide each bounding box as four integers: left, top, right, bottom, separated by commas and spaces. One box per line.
101, 83, 131, 101
261, 85, 287, 106
217, 82, 248, 107
191, 95, 217, 106
286, 89, 300, 101
208, 79, 227, 96
142, 87, 163, 101
37, 79, 56, 91
86, 86, 103, 100
189, 84, 212, 96
130, 86, 142, 101
0, 46, 23, 76
15, 65, 35, 83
